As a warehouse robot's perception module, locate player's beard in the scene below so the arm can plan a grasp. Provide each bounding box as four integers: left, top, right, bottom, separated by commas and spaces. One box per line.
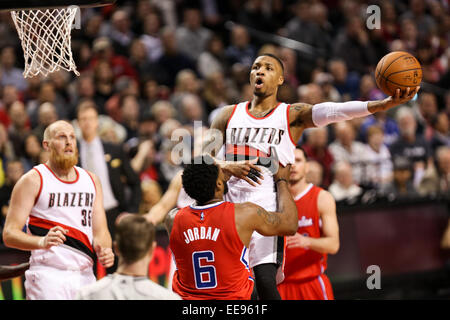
51, 147, 78, 171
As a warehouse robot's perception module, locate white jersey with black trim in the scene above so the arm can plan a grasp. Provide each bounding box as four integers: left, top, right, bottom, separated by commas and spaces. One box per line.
27, 164, 97, 271
224, 101, 296, 209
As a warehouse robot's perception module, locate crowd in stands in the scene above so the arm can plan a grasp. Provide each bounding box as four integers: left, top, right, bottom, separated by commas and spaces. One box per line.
0, 0, 449, 236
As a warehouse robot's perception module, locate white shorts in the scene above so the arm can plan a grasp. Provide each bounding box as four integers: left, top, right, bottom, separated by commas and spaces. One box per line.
25, 264, 96, 300
225, 180, 286, 284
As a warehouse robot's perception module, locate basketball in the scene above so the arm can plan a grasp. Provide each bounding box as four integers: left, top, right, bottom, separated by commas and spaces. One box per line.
375, 51, 422, 97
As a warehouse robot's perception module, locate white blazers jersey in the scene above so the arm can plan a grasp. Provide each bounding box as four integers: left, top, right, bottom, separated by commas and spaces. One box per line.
27, 164, 96, 271
224, 101, 296, 209
224, 101, 295, 275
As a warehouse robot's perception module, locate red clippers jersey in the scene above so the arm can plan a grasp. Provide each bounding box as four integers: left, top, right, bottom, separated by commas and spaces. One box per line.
170, 201, 254, 300
284, 184, 328, 281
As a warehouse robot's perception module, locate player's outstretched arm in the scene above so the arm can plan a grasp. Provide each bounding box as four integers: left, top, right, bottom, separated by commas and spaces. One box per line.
288, 87, 420, 142
286, 190, 340, 254
145, 171, 182, 226
2, 170, 68, 250
90, 172, 114, 268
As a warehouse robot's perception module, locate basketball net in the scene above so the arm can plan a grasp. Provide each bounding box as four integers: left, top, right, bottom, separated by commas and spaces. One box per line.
11, 7, 80, 78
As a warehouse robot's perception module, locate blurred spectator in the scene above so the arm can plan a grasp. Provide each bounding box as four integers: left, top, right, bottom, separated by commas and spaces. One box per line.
77, 100, 141, 257
31, 102, 58, 143
312, 72, 341, 102
0, 85, 21, 128
359, 111, 400, 145
202, 71, 237, 114
0, 46, 27, 92
419, 146, 450, 197
379, 0, 401, 43
118, 94, 141, 142
390, 107, 432, 188
333, 16, 378, 75
68, 74, 97, 118
362, 126, 393, 189
140, 12, 164, 63
297, 83, 325, 106
302, 127, 334, 188
178, 93, 207, 125
128, 39, 152, 79
381, 156, 419, 200
416, 38, 445, 84
176, 7, 212, 62
150, 100, 177, 129
158, 139, 183, 191
279, 47, 300, 88
7, 101, 30, 158
155, 27, 196, 88
225, 24, 256, 68
400, 0, 437, 38
283, 0, 328, 74
197, 34, 228, 79
139, 179, 162, 214
0, 159, 24, 230
104, 76, 142, 123
414, 91, 439, 138
171, 69, 201, 113
399, 18, 419, 53
305, 159, 324, 187
22, 133, 43, 172
89, 37, 138, 81
107, 9, 135, 56
0, 123, 14, 183
429, 111, 450, 154
328, 161, 362, 202
92, 60, 115, 114
327, 59, 360, 100
358, 74, 385, 102
26, 82, 67, 128
141, 77, 166, 109
329, 121, 366, 185
131, 139, 159, 180
237, 0, 277, 33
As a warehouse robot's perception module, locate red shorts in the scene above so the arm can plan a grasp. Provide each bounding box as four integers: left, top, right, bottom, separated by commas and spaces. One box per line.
277, 274, 334, 300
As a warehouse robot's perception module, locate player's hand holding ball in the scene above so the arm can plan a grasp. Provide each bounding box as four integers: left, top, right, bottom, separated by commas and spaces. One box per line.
374, 51, 422, 110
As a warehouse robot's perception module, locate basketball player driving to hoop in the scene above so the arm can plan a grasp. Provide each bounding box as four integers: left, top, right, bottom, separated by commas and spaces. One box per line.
204, 53, 420, 299
3, 120, 114, 300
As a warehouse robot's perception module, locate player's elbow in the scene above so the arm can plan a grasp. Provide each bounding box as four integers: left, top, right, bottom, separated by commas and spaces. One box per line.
283, 219, 298, 236
2, 227, 14, 248
329, 239, 340, 255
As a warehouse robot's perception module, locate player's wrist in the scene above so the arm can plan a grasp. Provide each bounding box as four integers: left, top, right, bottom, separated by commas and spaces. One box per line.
38, 236, 46, 249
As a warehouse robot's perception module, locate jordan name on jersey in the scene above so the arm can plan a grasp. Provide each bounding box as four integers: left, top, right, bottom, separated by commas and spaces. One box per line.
183, 226, 221, 244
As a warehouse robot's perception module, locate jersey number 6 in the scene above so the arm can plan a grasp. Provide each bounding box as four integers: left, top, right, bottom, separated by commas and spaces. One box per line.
192, 251, 217, 289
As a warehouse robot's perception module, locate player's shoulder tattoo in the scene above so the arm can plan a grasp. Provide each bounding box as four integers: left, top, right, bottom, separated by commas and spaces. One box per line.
289, 103, 313, 128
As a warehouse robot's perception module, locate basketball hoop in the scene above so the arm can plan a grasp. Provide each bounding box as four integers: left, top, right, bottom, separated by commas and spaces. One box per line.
2, 0, 115, 78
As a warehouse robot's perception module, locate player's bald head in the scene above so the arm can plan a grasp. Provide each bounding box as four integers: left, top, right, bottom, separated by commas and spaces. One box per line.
43, 120, 74, 142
